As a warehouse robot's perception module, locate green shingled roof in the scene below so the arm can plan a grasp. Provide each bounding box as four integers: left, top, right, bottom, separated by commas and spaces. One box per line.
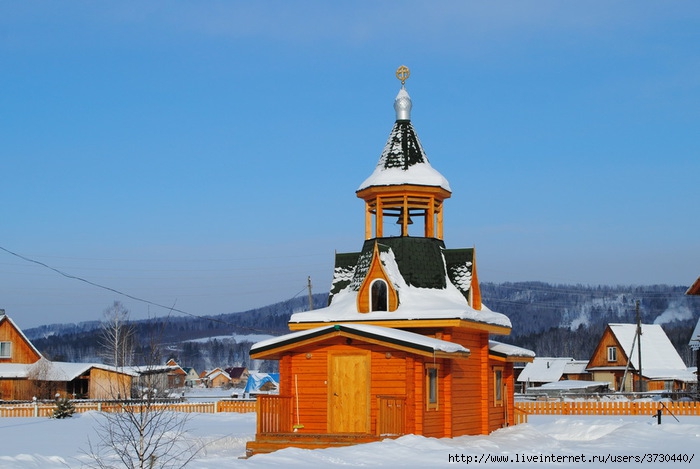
328, 251, 361, 303
443, 248, 475, 299
379, 121, 428, 171
328, 237, 474, 305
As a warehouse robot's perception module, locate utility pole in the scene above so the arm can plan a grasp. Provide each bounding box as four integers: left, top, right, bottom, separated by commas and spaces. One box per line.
636, 300, 644, 392
307, 276, 314, 311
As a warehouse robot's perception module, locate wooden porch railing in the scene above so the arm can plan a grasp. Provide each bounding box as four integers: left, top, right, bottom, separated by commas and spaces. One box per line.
377, 395, 406, 436
256, 395, 293, 434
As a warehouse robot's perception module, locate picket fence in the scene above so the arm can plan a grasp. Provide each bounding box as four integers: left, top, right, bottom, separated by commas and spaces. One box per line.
0, 399, 256, 418
5, 398, 697, 421
515, 400, 700, 420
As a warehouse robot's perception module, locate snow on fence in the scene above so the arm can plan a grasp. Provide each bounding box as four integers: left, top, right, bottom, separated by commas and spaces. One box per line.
515, 400, 700, 417
0, 399, 257, 418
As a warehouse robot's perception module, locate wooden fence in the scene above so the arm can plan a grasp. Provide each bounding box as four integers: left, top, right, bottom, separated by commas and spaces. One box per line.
515, 400, 700, 418
0, 399, 256, 418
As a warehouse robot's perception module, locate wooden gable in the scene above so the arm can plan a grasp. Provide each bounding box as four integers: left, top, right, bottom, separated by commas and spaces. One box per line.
686, 276, 700, 296
357, 242, 399, 313
0, 315, 42, 364
587, 325, 629, 369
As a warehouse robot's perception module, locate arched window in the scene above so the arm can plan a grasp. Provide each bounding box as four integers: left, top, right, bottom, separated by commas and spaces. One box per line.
370, 279, 388, 312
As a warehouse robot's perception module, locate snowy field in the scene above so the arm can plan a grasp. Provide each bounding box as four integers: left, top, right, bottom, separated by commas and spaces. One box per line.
1, 412, 698, 468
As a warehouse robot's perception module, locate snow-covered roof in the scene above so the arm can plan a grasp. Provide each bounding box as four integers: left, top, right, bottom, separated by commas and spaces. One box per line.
517, 357, 582, 383
207, 369, 231, 381
358, 156, 451, 192
488, 340, 535, 360
0, 360, 137, 380
47, 361, 137, 379
638, 368, 697, 382
251, 323, 470, 357
0, 363, 32, 378
563, 360, 590, 375
357, 86, 450, 193
608, 324, 688, 373
293, 242, 510, 330
537, 380, 612, 391
291, 287, 510, 329
127, 365, 181, 375
689, 317, 700, 351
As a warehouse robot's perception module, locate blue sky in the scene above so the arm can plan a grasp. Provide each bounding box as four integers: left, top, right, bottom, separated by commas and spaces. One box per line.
2, 1, 699, 328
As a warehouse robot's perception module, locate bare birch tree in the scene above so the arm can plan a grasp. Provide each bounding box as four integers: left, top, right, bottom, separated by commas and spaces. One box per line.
27, 357, 58, 399
84, 397, 200, 469
100, 301, 134, 369
84, 315, 202, 469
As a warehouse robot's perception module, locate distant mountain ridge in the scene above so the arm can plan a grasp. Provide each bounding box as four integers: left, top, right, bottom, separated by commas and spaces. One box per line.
483, 282, 699, 365
25, 283, 700, 371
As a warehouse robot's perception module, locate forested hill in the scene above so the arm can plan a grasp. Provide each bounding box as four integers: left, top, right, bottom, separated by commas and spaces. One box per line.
25, 282, 700, 371
26, 294, 329, 371
483, 282, 699, 365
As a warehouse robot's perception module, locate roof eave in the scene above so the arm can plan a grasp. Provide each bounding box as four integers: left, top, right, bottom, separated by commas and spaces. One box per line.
288, 318, 511, 335
356, 183, 451, 199
250, 325, 470, 361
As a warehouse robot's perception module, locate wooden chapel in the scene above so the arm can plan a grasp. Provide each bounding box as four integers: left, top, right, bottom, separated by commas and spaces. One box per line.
246, 66, 534, 456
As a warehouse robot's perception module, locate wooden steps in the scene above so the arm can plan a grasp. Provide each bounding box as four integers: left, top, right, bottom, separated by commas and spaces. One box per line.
245, 432, 383, 457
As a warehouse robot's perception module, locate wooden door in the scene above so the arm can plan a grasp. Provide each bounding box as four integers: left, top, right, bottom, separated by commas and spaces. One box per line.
328, 351, 370, 433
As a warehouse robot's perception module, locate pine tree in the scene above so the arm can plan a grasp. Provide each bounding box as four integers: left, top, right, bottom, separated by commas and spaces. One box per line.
52, 397, 75, 419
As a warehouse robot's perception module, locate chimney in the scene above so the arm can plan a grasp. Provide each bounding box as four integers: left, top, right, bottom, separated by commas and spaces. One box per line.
0, 309, 5, 316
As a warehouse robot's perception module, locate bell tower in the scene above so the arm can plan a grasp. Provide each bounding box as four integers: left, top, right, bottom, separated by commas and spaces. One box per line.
356, 66, 452, 240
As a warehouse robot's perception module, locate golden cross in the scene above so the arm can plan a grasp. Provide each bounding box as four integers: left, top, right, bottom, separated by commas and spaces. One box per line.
396, 65, 410, 85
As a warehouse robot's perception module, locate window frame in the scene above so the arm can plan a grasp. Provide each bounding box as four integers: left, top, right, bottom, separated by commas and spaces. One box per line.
370, 279, 388, 312
493, 366, 504, 407
425, 363, 439, 411
0, 341, 11, 359
607, 346, 617, 362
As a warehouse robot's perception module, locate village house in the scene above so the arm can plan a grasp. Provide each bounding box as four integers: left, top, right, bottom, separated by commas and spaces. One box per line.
245, 67, 534, 456
128, 359, 187, 397
586, 323, 696, 392
0, 311, 134, 400
225, 366, 249, 387
202, 367, 232, 388
685, 278, 700, 394
516, 357, 608, 396
517, 357, 592, 390
182, 366, 201, 387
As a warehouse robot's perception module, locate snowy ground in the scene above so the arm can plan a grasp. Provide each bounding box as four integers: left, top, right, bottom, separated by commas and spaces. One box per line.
0, 412, 698, 468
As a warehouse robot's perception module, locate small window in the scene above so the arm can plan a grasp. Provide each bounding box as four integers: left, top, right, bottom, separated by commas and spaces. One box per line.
607, 346, 617, 362
494, 367, 504, 407
0, 341, 11, 358
370, 279, 388, 312
425, 363, 439, 410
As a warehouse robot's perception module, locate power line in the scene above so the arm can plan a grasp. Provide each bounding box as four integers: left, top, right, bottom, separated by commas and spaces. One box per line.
0, 245, 308, 334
